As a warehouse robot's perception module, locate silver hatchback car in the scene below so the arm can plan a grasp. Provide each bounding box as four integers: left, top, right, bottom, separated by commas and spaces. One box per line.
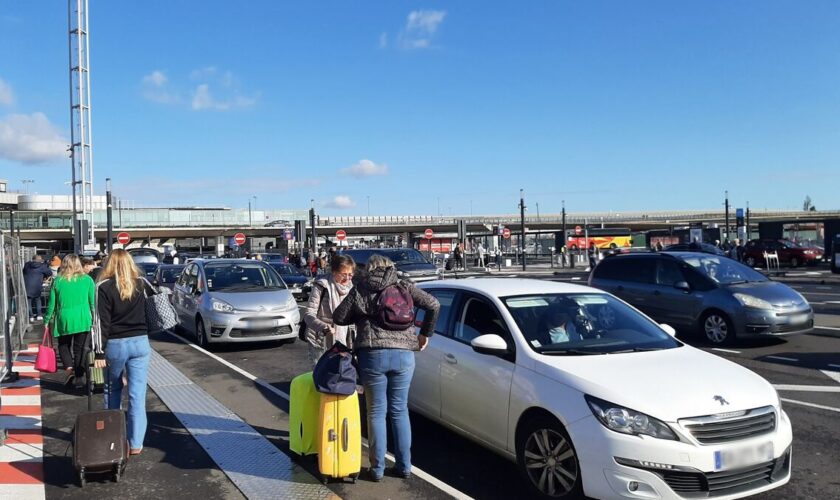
588, 252, 813, 345
172, 259, 300, 346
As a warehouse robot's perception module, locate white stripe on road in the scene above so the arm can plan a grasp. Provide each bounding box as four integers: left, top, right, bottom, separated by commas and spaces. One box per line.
163, 330, 475, 500
0, 443, 43, 462
711, 348, 742, 354
821, 370, 840, 385
773, 384, 840, 393
765, 356, 798, 362
781, 398, 840, 414
0, 485, 45, 500
0, 395, 41, 406
12, 366, 37, 373
816, 326, 840, 331
800, 292, 840, 296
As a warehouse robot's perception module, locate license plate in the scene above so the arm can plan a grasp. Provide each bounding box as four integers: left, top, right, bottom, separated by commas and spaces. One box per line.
714, 442, 774, 471
247, 320, 279, 329
790, 313, 809, 324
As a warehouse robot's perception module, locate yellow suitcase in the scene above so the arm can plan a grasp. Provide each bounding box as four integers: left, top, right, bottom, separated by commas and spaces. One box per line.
318, 392, 362, 483
289, 372, 320, 456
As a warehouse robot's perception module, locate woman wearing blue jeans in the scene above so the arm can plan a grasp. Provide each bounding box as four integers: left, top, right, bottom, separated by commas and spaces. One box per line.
334, 255, 440, 481
93, 249, 150, 455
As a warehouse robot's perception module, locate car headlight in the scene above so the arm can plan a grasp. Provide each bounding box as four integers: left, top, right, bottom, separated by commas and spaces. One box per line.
211, 298, 235, 313
585, 395, 678, 440
733, 293, 773, 310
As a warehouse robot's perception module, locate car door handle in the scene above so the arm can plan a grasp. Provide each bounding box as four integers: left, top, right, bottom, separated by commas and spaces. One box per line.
444, 353, 458, 364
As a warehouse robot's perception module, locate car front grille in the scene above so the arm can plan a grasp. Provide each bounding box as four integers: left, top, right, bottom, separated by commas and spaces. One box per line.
681, 407, 776, 444
229, 325, 293, 338
772, 320, 813, 333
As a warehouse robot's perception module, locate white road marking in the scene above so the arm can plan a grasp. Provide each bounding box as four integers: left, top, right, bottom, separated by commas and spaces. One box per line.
800, 292, 840, 296
711, 348, 742, 354
0, 443, 43, 462
0, 395, 41, 406
773, 384, 840, 393
808, 302, 827, 305
826, 301, 840, 304
821, 370, 840, 385
765, 355, 798, 362
828, 364, 840, 370
163, 330, 475, 500
781, 398, 840, 414
816, 326, 840, 331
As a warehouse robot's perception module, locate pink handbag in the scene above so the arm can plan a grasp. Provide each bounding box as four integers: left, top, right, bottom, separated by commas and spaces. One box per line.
35, 327, 57, 373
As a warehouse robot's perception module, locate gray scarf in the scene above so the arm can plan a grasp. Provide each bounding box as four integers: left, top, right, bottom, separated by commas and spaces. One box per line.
327, 276, 353, 345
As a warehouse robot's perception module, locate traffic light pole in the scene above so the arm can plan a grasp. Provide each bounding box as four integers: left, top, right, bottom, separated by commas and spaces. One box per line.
105, 178, 113, 252
724, 190, 730, 243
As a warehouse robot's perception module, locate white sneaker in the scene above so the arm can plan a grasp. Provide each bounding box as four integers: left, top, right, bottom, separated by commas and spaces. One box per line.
36, 316, 43, 321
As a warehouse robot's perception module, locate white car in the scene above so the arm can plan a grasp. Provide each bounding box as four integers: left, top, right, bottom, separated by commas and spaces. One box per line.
411, 279, 792, 500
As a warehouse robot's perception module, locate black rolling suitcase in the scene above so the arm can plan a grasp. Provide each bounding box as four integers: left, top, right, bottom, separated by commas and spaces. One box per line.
73, 360, 128, 486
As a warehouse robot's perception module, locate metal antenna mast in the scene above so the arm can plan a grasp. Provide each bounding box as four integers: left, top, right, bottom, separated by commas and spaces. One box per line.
68, 0, 95, 251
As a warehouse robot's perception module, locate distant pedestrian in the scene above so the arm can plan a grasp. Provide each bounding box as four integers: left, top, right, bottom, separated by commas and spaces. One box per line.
23, 255, 52, 321
655, 241, 663, 252
587, 243, 597, 270
453, 243, 463, 270
303, 254, 356, 367
494, 246, 502, 270
93, 249, 150, 456
43, 254, 96, 388
49, 255, 62, 276
308, 255, 317, 276
560, 246, 567, 268
477, 243, 487, 269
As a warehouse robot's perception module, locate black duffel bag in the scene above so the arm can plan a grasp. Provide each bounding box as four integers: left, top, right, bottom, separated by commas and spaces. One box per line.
312, 342, 357, 396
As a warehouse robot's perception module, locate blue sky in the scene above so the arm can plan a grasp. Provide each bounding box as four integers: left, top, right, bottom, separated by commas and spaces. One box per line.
1, 1, 839, 215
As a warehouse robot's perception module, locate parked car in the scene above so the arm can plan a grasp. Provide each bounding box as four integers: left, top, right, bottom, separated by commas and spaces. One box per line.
172, 259, 300, 346
153, 264, 186, 291
662, 242, 726, 256
260, 253, 287, 263
743, 239, 823, 268
136, 262, 159, 280
588, 252, 812, 344
339, 248, 441, 282
411, 278, 792, 500
128, 247, 162, 264
268, 262, 312, 301
832, 235, 840, 274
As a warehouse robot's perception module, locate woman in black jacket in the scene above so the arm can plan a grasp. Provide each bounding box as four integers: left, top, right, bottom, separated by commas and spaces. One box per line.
93, 249, 149, 456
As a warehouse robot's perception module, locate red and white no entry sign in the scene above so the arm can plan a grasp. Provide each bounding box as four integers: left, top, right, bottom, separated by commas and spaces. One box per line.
234, 233, 247, 246
424, 228, 434, 239
502, 228, 511, 239
117, 232, 131, 245
575, 225, 583, 235
336, 230, 347, 241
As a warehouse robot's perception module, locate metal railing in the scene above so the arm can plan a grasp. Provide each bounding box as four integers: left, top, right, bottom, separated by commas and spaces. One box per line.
1, 231, 29, 385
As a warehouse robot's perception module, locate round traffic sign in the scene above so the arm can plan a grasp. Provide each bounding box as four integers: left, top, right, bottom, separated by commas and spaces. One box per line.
424, 228, 434, 239
336, 230, 347, 241
502, 228, 511, 239
117, 232, 131, 245
234, 232, 247, 246
575, 225, 582, 235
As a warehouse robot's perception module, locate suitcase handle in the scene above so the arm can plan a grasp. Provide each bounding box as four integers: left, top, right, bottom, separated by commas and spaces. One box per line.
341, 418, 349, 452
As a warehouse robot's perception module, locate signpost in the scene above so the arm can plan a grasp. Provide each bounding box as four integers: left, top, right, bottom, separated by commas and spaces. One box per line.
234, 233, 247, 246
424, 228, 434, 239
117, 232, 130, 246
336, 230, 347, 241
283, 229, 294, 241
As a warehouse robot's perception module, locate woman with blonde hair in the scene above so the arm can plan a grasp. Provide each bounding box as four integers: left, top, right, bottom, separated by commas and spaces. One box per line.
43, 254, 96, 388
92, 249, 150, 455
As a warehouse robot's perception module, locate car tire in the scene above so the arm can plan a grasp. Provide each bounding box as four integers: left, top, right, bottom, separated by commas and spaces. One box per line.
701, 311, 735, 345
516, 414, 582, 499
745, 256, 756, 267
789, 257, 800, 268
196, 318, 209, 348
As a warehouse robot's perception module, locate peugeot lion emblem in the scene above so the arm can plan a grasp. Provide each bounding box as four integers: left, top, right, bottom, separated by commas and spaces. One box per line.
714, 395, 730, 406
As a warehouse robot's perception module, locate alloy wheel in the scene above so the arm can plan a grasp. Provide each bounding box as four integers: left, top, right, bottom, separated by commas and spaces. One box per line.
704, 314, 729, 344
523, 428, 578, 497
196, 320, 208, 347
790, 257, 800, 268
745, 256, 756, 267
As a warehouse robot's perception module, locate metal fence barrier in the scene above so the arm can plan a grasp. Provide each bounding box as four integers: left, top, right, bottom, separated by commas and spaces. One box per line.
2, 230, 30, 385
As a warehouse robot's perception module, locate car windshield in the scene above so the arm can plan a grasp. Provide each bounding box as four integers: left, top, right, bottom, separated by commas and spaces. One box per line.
203, 262, 286, 291
678, 255, 767, 284
503, 293, 682, 355
271, 263, 302, 276
782, 240, 801, 249
160, 266, 185, 283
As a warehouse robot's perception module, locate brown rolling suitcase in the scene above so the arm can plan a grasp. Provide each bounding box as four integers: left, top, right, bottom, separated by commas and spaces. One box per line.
73, 359, 128, 486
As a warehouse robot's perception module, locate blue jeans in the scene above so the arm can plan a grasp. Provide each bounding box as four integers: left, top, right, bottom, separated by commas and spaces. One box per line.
29, 296, 42, 317
104, 335, 151, 450
357, 348, 415, 478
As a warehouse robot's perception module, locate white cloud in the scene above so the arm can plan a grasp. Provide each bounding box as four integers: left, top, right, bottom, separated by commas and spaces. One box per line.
397, 10, 446, 49
141, 70, 179, 104
379, 32, 388, 49
190, 66, 218, 80
0, 112, 68, 164
340, 159, 389, 178
325, 195, 356, 209
0, 78, 13, 106
191, 84, 257, 111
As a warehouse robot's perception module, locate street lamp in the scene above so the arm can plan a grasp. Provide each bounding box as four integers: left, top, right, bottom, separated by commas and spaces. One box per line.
367, 195, 370, 217
21, 179, 35, 194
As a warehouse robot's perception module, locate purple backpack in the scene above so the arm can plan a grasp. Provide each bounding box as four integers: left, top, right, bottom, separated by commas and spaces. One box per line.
376, 284, 415, 330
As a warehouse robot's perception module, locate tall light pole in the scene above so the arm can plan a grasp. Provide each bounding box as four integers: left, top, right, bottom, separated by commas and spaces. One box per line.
105, 177, 113, 252
21, 179, 35, 194
519, 189, 526, 271
367, 195, 370, 217
437, 197, 441, 217
248, 199, 252, 227
724, 190, 730, 243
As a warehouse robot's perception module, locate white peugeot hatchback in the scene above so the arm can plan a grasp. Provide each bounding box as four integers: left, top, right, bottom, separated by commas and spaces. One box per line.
411, 279, 792, 500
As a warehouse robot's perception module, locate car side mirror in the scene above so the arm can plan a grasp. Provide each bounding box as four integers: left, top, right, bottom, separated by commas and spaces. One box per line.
660, 323, 677, 337
674, 281, 691, 292
471, 334, 509, 356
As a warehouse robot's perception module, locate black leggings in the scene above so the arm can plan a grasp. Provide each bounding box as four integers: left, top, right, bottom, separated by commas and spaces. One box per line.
57, 331, 90, 377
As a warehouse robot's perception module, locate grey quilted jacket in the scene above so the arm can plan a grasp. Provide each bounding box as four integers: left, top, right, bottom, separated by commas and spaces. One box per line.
333, 267, 440, 351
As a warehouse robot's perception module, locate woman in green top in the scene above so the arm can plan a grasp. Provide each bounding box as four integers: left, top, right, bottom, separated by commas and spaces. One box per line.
43, 254, 96, 387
